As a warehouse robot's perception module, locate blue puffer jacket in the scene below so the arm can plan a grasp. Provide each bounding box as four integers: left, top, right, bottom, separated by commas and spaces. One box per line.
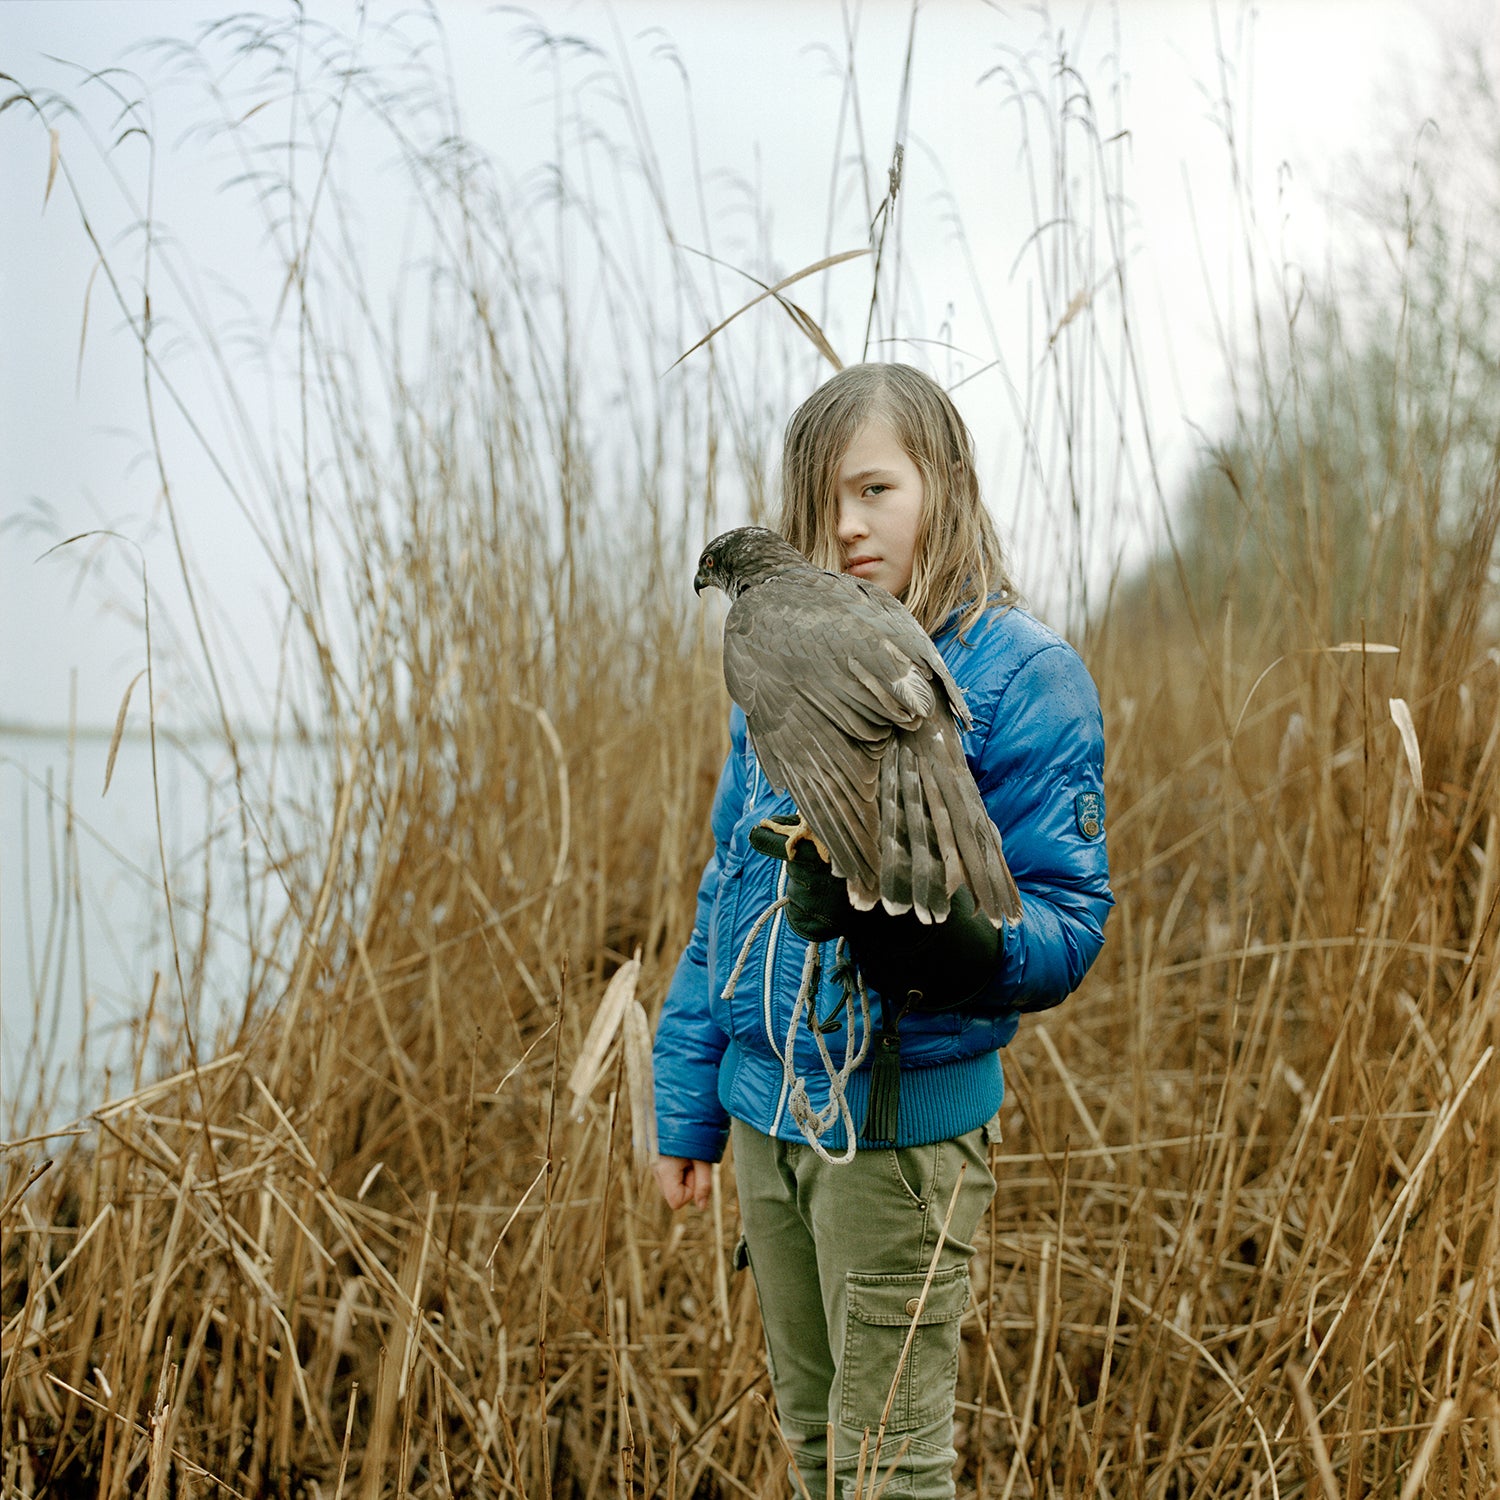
652, 602, 1113, 1162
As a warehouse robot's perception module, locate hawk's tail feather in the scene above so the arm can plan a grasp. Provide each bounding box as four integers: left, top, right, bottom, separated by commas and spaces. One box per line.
916, 752, 968, 896
876, 748, 913, 913
914, 717, 1024, 928
960, 811, 1023, 927
789, 736, 882, 897
949, 798, 1023, 927
893, 733, 947, 925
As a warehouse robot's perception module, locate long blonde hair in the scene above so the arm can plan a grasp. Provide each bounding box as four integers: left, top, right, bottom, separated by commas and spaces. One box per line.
777, 362, 1017, 636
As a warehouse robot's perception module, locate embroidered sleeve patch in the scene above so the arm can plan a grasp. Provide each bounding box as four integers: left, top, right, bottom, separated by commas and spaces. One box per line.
1075, 791, 1103, 840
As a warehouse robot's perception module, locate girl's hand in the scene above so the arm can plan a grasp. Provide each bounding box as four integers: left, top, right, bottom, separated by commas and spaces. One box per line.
654, 1155, 713, 1211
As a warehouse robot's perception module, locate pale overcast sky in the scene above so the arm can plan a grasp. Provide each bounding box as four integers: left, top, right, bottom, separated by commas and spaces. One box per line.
3, 0, 1459, 733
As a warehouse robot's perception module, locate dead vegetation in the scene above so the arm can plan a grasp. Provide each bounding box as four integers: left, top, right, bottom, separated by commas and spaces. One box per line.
4, 6, 1500, 1496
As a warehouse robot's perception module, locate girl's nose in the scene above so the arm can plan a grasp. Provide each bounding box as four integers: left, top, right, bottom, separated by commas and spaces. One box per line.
836, 500, 867, 543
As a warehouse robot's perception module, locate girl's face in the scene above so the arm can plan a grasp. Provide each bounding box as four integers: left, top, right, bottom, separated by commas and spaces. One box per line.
835, 418, 924, 599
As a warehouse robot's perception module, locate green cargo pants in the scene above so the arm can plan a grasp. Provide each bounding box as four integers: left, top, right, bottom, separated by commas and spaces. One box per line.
731, 1118, 997, 1500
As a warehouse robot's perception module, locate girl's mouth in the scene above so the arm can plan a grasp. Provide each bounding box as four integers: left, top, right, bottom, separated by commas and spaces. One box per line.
846, 556, 879, 576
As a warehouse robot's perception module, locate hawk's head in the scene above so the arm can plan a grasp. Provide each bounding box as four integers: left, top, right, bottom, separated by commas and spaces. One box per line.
694, 527, 806, 600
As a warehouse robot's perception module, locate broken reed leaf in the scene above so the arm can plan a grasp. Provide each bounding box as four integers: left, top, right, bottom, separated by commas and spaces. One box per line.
566, 954, 641, 1116
667, 246, 869, 372
1389, 697, 1424, 795
45, 127, 59, 206
103, 669, 147, 797
621, 996, 657, 1173
1232, 655, 1287, 740
1233, 641, 1402, 738
782, 296, 843, 372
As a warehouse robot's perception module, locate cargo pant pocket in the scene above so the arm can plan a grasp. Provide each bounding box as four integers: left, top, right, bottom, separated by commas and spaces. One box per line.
839, 1265, 970, 1435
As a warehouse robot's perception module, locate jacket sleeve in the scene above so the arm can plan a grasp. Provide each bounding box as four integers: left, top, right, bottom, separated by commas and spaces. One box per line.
651, 714, 745, 1163
970, 640, 1113, 1014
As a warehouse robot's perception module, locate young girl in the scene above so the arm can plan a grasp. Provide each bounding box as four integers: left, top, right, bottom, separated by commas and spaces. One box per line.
652, 362, 1112, 1499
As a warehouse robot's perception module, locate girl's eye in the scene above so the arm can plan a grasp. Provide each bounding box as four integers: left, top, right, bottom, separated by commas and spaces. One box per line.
864, 483, 889, 497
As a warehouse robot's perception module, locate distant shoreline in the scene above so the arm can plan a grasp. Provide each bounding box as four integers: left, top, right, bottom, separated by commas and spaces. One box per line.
0, 721, 329, 747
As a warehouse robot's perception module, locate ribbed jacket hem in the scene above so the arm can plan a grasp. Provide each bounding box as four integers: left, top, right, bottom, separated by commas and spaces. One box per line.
718, 1042, 1004, 1152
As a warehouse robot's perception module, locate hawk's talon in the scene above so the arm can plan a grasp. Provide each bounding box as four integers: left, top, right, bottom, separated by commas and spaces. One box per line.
758, 814, 832, 868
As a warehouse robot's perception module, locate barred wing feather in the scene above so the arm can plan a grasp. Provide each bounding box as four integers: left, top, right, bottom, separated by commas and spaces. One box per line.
721, 567, 1021, 926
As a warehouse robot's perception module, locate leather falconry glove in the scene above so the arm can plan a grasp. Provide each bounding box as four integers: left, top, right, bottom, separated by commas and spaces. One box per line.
749, 816, 1003, 1011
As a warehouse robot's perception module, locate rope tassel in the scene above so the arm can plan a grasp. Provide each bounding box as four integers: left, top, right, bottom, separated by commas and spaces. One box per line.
862, 1022, 901, 1147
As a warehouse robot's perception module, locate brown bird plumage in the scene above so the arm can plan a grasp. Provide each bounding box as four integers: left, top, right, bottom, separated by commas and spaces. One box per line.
694, 526, 1022, 926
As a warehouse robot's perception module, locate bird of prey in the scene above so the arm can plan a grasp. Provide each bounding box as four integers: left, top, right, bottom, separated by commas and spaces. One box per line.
694, 526, 1022, 926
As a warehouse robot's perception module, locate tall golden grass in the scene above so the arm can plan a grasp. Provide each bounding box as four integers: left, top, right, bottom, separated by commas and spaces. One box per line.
4, 8, 1500, 1497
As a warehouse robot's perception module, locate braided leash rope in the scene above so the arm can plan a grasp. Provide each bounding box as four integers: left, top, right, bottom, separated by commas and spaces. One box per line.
722, 900, 872, 1164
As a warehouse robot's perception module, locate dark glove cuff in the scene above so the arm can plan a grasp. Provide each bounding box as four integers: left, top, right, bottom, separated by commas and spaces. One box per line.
844, 886, 1000, 1011
746, 819, 1001, 1007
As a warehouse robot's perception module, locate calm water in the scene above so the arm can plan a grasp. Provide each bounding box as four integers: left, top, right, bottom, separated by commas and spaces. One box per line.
0, 727, 309, 1135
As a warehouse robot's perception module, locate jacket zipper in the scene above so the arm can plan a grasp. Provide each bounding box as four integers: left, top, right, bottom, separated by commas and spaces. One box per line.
765, 862, 792, 1133
745, 740, 795, 1132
